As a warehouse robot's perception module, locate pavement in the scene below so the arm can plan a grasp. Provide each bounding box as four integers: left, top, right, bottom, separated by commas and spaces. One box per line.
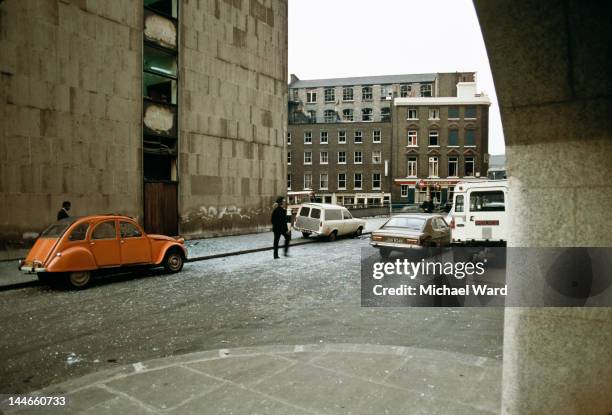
2, 344, 501, 415
0, 218, 388, 288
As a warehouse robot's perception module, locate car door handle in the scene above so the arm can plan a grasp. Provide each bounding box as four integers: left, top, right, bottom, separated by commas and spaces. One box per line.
89, 242, 95, 246
120, 240, 125, 244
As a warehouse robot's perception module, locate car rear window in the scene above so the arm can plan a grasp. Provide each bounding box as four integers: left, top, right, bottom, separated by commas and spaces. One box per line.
299, 207, 311, 217
325, 209, 342, 220
41, 217, 80, 238
310, 208, 321, 219
383, 217, 425, 231
470, 191, 505, 212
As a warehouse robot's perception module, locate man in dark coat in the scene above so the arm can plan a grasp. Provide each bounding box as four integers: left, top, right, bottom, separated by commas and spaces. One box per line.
271, 196, 289, 259
420, 196, 434, 213
57, 201, 71, 221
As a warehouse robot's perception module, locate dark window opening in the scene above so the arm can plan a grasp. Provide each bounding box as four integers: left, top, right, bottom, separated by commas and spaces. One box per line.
144, 45, 177, 78
144, 72, 177, 104
144, 153, 176, 182
144, 135, 177, 155
144, 0, 178, 18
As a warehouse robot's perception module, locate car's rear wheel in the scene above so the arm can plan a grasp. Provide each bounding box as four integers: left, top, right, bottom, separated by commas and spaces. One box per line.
66, 271, 91, 289
302, 232, 311, 238
163, 250, 184, 273
328, 230, 338, 242
379, 248, 391, 259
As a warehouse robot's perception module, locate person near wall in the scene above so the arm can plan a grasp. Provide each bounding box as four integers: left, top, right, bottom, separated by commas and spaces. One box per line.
57, 201, 71, 221
271, 196, 290, 259
420, 196, 434, 214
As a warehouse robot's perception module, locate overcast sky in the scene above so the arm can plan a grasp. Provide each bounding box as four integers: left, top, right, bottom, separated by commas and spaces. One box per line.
288, 0, 505, 155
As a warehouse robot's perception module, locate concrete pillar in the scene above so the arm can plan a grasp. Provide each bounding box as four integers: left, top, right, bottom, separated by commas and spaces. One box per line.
474, 0, 612, 413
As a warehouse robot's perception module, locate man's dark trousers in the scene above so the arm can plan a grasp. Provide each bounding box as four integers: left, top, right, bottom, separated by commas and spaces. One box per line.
273, 231, 289, 258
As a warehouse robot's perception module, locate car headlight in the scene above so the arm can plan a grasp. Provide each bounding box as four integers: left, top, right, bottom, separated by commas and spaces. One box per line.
372, 235, 383, 241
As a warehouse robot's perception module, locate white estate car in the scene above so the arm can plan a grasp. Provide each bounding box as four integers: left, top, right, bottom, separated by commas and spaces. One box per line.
294, 203, 366, 241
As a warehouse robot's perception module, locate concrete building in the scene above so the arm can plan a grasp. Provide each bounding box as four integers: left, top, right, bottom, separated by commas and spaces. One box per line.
287, 72, 486, 206
391, 82, 491, 205
0, 0, 288, 258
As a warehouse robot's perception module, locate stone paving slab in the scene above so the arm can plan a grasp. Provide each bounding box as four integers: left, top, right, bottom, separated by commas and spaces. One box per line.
5, 343, 501, 415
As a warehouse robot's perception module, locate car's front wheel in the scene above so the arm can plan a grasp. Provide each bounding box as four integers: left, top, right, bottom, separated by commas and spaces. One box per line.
354, 227, 363, 238
163, 250, 185, 273
302, 232, 311, 238
66, 271, 91, 289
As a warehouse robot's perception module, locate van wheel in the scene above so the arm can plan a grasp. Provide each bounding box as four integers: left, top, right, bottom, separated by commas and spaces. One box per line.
66, 271, 91, 289
354, 227, 363, 238
302, 232, 311, 238
328, 231, 337, 242
163, 250, 184, 273
380, 248, 391, 259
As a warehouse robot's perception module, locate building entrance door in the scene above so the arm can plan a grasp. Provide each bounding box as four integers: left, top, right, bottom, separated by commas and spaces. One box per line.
144, 181, 178, 236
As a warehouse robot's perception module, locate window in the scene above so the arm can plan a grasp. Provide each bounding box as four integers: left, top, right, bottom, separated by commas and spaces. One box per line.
407, 130, 418, 146
381, 107, 391, 121
455, 195, 464, 213
401, 185, 408, 197
324, 88, 335, 102
338, 151, 346, 164
372, 151, 382, 164
407, 157, 417, 177
354, 130, 363, 143
320, 151, 328, 164
361, 108, 373, 122
354, 151, 362, 164
470, 191, 505, 212
449, 129, 458, 146
144, 45, 178, 78
465, 157, 475, 176
299, 206, 310, 216
326, 209, 342, 220
287, 174, 291, 190
320, 131, 328, 144
428, 108, 440, 120
287, 151, 291, 165
407, 108, 418, 120
343, 197, 354, 206
342, 87, 353, 101
310, 208, 321, 219
362, 86, 372, 101
324, 110, 336, 123
381, 85, 392, 99
144, 0, 178, 18
304, 151, 312, 164
338, 173, 346, 190
68, 223, 89, 241
338, 130, 346, 143
373, 130, 381, 143
306, 90, 317, 103
343, 209, 353, 219
304, 173, 312, 190
304, 131, 312, 144
287, 132, 291, 145
429, 156, 439, 177
429, 130, 439, 146
400, 84, 411, 97
320, 173, 328, 190
120, 221, 142, 238
466, 106, 477, 119
448, 157, 458, 177
354, 173, 362, 190
465, 130, 475, 146
420, 83, 432, 97
448, 107, 459, 119
372, 173, 381, 190
308, 110, 316, 121
92, 221, 116, 240
342, 109, 353, 122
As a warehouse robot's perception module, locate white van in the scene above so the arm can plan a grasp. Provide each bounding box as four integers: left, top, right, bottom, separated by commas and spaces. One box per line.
449, 180, 508, 246
294, 203, 366, 241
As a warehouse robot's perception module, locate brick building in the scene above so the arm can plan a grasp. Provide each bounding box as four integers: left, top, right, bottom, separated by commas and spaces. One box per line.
286, 72, 485, 207
391, 82, 491, 205
0, 0, 288, 258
